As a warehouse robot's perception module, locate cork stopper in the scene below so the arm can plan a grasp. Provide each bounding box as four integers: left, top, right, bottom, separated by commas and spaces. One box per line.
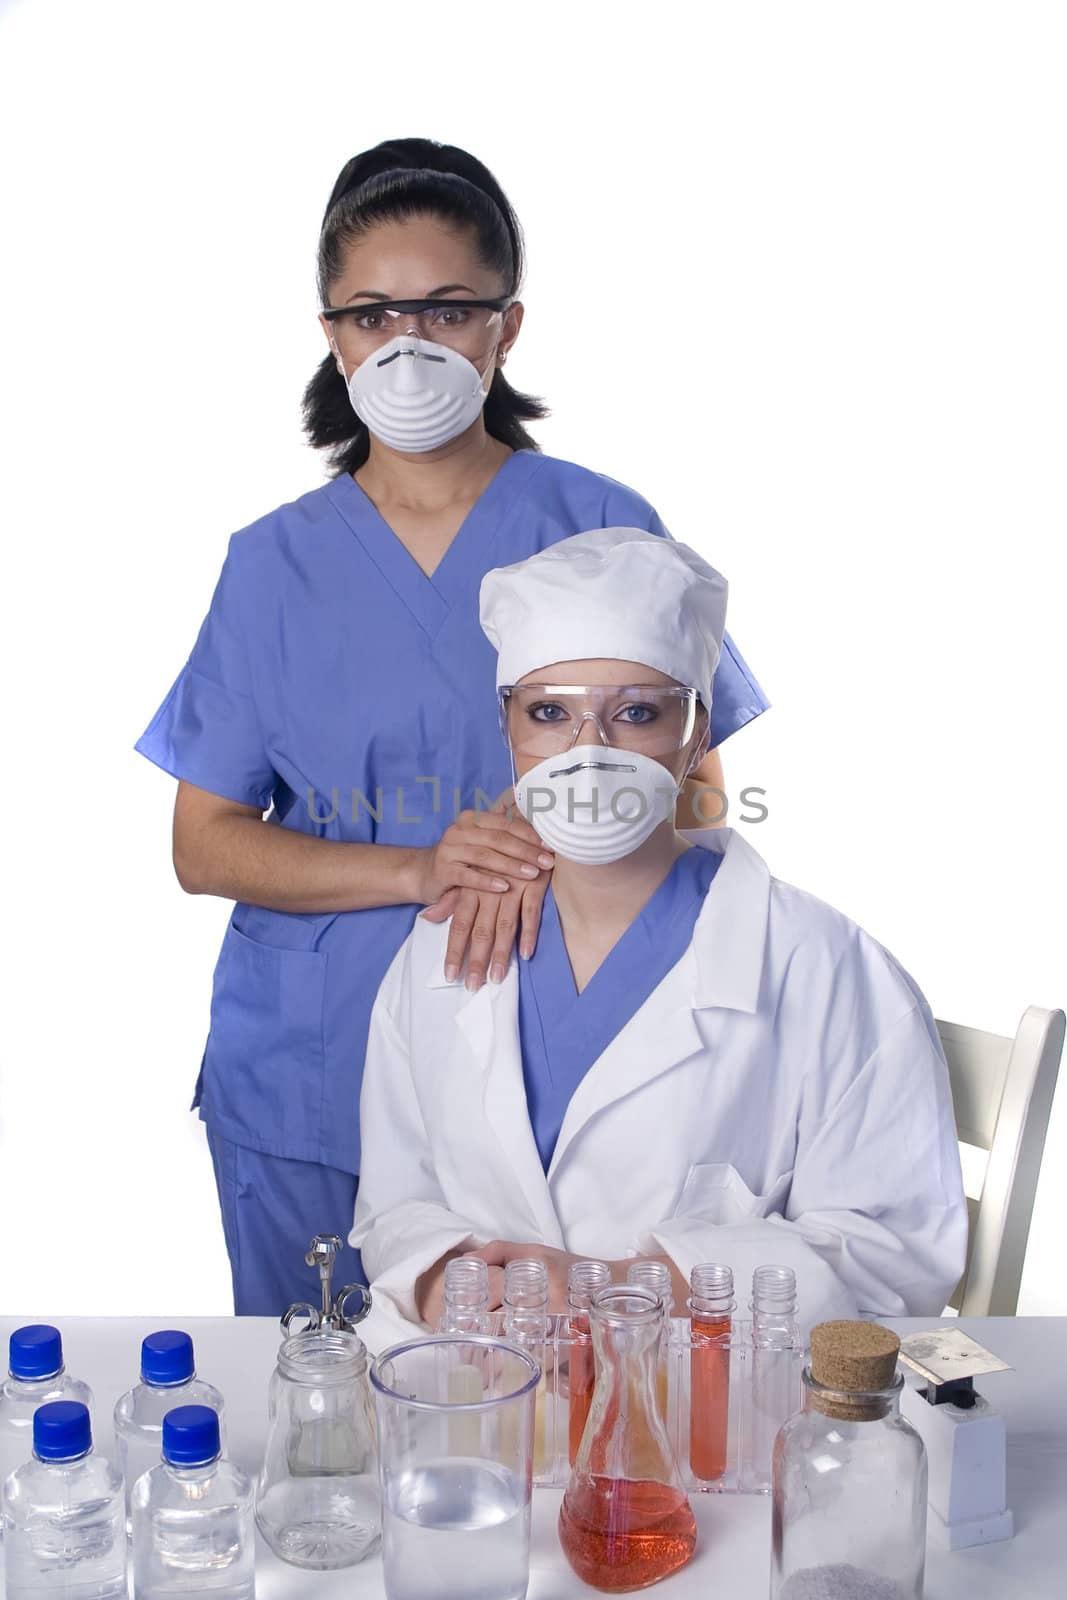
808, 1321, 901, 1421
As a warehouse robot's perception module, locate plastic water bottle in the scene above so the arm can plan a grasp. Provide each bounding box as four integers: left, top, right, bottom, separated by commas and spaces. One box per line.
131, 1405, 254, 1599
114, 1329, 225, 1531
0, 1325, 94, 1540
2, 1400, 125, 1599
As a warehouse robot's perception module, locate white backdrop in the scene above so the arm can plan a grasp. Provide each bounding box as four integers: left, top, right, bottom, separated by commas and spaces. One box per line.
1, 0, 1064, 1317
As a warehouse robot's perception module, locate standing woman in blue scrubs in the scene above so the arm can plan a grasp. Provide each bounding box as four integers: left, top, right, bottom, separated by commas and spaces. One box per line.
136, 137, 768, 1316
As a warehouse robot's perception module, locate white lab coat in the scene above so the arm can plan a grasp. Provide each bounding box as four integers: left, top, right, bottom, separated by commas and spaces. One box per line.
351, 829, 967, 1338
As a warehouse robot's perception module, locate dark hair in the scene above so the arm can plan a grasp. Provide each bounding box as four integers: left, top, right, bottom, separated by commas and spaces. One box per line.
302, 138, 548, 477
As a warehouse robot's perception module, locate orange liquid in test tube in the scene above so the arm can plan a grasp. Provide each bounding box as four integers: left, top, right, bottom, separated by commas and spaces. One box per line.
690, 1311, 731, 1481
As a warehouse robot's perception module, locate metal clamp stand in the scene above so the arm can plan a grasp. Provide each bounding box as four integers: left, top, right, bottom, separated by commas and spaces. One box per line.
281, 1234, 372, 1337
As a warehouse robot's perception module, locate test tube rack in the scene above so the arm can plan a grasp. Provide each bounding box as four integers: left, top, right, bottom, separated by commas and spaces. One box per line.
484, 1313, 804, 1494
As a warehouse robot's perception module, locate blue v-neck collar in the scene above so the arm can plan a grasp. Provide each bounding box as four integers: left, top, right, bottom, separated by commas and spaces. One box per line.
325, 449, 545, 639
529, 849, 719, 1041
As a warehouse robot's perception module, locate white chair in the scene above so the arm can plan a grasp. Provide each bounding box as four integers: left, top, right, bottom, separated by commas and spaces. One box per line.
938, 1005, 1065, 1316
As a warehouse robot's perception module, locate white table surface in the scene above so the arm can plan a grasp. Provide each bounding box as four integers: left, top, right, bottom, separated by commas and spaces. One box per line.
1, 1315, 1063, 1599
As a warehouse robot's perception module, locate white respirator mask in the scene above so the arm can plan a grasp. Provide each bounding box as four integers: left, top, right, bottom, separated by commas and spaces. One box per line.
514, 746, 686, 866
341, 334, 493, 454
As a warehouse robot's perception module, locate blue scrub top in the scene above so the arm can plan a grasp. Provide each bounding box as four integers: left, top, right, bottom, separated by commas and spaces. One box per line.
518, 847, 721, 1172
135, 449, 768, 1173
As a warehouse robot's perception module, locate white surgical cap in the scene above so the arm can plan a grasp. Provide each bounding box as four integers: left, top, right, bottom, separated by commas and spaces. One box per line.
479, 528, 728, 708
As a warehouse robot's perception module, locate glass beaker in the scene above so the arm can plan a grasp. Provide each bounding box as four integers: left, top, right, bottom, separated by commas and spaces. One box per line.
255, 1328, 380, 1569
559, 1285, 696, 1592
370, 1335, 541, 1600
771, 1321, 927, 1599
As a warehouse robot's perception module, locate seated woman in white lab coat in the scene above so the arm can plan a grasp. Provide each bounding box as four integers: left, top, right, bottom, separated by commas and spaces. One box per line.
351, 529, 968, 1337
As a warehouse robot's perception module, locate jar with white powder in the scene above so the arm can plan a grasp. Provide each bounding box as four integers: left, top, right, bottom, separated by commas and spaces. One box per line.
770, 1320, 927, 1600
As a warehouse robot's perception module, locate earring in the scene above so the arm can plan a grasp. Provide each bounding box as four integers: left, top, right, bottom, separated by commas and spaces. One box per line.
499, 350, 507, 366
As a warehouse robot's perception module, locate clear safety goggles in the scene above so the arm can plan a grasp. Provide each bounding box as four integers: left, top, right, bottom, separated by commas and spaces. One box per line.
499, 684, 701, 760
322, 297, 509, 359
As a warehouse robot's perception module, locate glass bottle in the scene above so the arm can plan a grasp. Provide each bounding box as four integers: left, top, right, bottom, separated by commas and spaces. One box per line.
745, 1265, 799, 1492
771, 1320, 927, 1600
0, 1325, 94, 1541
503, 1259, 551, 1478
625, 1260, 673, 1424
2, 1401, 125, 1600
566, 1261, 611, 1466
559, 1285, 696, 1591
114, 1329, 226, 1533
688, 1263, 734, 1484
255, 1328, 380, 1569
131, 1405, 254, 1599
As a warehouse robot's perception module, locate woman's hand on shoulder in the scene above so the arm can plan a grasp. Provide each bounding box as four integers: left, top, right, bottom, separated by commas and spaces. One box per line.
420, 873, 550, 987
419, 793, 552, 987
414, 804, 553, 906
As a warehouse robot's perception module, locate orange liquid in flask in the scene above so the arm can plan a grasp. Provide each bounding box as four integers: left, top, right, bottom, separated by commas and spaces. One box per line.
559, 1475, 697, 1591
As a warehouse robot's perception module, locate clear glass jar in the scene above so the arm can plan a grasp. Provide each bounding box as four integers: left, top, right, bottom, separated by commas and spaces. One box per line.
254, 1328, 380, 1570
771, 1333, 927, 1600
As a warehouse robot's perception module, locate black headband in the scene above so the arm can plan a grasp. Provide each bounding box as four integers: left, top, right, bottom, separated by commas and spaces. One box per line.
322, 164, 408, 229
321, 164, 506, 237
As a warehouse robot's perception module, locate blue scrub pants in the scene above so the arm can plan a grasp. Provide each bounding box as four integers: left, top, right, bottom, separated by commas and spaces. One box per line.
205, 1124, 365, 1318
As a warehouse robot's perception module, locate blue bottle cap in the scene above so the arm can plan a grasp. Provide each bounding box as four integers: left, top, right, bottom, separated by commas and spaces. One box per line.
162, 1405, 220, 1467
33, 1401, 91, 1461
141, 1330, 195, 1387
9, 1324, 63, 1381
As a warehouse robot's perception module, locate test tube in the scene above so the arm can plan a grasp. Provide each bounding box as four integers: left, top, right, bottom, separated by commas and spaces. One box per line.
745, 1265, 799, 1492
625, 1261, 673, 1423
566, 1261, 611, 1465
440, 1255, 492, 1335
503, 1260, 551, 1476
442, 1257, 491, 1451
688, 1263, 735, 1483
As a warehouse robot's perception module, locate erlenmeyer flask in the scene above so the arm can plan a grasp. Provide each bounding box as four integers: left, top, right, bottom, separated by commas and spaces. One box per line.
559, 1285, 696, 1591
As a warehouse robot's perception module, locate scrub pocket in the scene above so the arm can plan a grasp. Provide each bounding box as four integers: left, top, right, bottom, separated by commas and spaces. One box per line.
674, 1162, 793, 1225
201, 915, 328, 1161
